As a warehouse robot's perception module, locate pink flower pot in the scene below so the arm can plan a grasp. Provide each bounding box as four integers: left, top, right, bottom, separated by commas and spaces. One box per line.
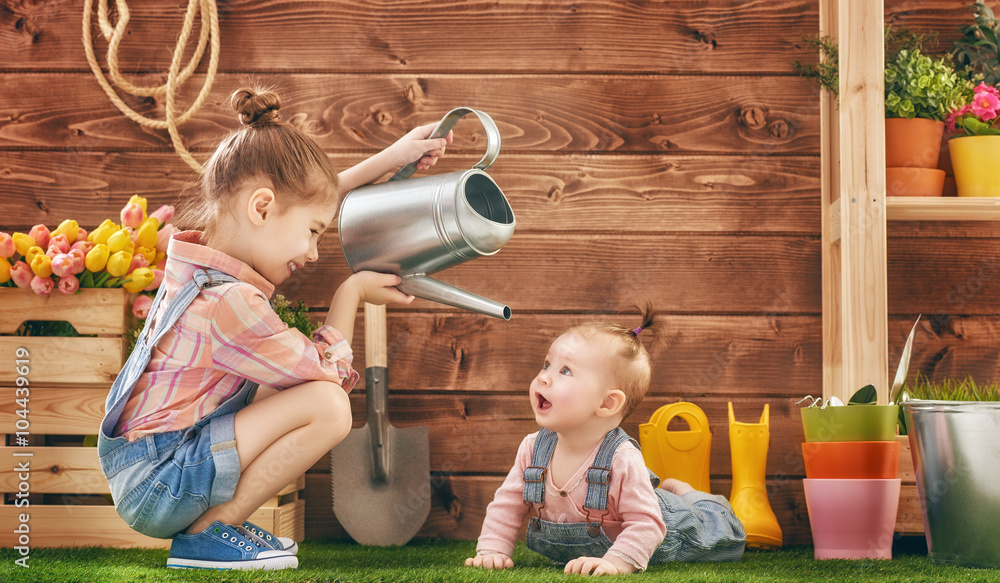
803, 478, 901, 560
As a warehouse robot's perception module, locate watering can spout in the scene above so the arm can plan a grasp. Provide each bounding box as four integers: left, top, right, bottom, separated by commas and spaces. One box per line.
399, 274, 511, 321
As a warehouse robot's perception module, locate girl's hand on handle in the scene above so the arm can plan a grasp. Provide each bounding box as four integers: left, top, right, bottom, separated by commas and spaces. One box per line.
464, 553, 513, 569
392, 122, 454, 171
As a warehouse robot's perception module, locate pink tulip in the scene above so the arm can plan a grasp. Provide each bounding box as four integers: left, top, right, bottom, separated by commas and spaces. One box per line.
57, 273, 79, 295
27, 224, 50, 250
70, 240, 94, 256
50, 253, 74, 278
30, 275, 54, 296
128, 253, 149, 273
131, 294, 153, 319
67, 249, 86, 275
155, 224, 178, 253
48, 233, 70, 255
9, 261, 33, 289
144, 268, 164, 291
120, 202, 145, 229
0, 233, 14, 258
77, 227, 88, 242
149, 205, 175, 226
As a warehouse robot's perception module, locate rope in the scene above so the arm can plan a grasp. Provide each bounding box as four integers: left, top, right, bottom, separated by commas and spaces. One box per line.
82, 0, 220, 173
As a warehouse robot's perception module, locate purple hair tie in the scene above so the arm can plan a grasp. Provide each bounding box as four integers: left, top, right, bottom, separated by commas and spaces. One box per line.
632, 326, 643, 336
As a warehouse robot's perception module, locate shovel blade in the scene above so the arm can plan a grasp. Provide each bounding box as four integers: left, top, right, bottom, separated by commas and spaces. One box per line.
330, 424, 431, 546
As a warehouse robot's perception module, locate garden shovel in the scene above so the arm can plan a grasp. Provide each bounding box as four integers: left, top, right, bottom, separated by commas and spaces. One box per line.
330, 303, 431, 546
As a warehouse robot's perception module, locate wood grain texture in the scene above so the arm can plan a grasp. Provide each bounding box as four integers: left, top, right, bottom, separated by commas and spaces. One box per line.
0, 73, 820, 154
0, 151, 822, 234
7, 0, 817, 74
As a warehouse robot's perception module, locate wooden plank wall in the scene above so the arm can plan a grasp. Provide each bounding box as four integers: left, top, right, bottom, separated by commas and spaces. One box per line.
2, 0, 998, 547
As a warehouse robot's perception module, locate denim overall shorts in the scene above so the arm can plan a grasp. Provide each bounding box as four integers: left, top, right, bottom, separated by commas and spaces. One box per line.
523, 428, 746, 566
98, 268, 257, 539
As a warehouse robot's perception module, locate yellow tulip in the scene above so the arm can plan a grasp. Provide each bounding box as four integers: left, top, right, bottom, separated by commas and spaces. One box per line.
128, 194, 147, 214
136, 217, 159, 249
30, 254, 53, 278
52, 219, 80, 244
25, 245, 44, 266
136, 245, 156, 265
107, 229, 131, 254
85, 244, 110, 272
0, 260, 10, 284
12, 233, 35, 256
122, 267, 154, 293
106, 250, 132, 277
88, 219, 117, 245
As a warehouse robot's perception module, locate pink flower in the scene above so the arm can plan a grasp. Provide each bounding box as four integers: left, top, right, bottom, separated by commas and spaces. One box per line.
155, 223, 178, 254
67, 249, 87, 274
946, 104, 972, 133
70, 239, 94, 256
27, 224, 50, 250
128, 253, 149, 273
0, 232, 14, 258
77, 227, 88, 242
50, 253, 74, 278
975, 82, 1000, 100
9, 261, 33, 289
144, 268, 164, 291
131, 294, 153, 319
57, 273, 79, 295
120, 202, 145, 229
149, 205, 175, 226
972, 88, 1000, 122
30, 275, 54, 296
48, 233, 70, 255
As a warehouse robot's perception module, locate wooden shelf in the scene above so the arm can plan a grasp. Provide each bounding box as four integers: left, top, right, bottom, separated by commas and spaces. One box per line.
886, 197, 1000, 221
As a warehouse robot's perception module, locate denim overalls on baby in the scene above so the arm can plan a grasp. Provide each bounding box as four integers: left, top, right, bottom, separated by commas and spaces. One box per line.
98, 268, 257, 539
523, 427, 746, 567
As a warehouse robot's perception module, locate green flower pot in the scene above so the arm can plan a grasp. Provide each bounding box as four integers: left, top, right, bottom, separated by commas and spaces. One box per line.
800, 405, 899, 442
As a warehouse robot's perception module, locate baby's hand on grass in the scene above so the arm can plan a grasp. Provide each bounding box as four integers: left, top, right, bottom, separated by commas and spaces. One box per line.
565, 555, 636, 576
464, 553, 513, 569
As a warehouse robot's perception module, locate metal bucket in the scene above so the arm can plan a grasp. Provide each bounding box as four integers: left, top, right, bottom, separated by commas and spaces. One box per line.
903, 400, 1000, 568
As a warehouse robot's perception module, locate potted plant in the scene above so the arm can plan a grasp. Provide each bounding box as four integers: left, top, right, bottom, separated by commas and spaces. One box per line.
944, 81, 1000, 197
899, 375, 1000, 568
884, 49, 969, 196
793, 28, 967, 196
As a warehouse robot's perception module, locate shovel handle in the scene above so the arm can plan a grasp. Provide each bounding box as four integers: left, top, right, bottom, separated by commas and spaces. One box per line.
365, 303, 387, 368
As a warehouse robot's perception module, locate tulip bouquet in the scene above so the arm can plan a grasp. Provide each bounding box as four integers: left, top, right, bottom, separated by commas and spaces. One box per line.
0, 196, 177, 316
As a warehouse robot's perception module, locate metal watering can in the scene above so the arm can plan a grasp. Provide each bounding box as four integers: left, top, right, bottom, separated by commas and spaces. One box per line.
338, 108, 515, 319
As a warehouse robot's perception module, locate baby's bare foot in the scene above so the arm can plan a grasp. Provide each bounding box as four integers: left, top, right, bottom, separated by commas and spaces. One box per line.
660, 478, 695, 496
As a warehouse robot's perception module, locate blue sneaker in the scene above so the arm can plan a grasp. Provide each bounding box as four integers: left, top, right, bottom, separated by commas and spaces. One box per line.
167, 521, 298, 570
241, 520, 298, 555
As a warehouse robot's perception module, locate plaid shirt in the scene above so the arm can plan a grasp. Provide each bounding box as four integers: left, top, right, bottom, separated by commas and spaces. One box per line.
115, 230, 359, 440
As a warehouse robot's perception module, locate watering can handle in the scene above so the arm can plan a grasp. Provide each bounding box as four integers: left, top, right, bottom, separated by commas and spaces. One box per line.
388, 107, 501, 181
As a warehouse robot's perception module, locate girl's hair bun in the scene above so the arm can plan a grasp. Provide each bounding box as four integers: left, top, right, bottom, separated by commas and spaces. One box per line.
231, 86, 281, 127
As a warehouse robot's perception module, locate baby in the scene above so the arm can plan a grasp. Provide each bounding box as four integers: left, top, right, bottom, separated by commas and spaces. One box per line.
465, 304, 745, 574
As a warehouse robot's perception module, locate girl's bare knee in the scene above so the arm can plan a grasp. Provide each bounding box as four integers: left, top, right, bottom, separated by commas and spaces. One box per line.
308, 381, 353, 442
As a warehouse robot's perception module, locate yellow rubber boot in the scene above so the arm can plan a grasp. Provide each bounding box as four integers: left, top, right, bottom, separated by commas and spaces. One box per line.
639, 402, 712, 492
728, 402, 782, 549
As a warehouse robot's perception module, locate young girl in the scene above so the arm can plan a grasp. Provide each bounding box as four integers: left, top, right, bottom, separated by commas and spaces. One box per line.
465, 305, 746, 575
98, 85, 452, 571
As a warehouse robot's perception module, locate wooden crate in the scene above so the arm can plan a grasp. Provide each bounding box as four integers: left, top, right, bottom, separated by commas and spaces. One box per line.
0, 288, 304, 547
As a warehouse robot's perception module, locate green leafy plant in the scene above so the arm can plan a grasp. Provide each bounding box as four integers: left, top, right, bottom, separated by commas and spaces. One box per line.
951, 2, 1000, 85
271, 293, 318, 338
793, 26, 940, 104
884, 49, 968, 120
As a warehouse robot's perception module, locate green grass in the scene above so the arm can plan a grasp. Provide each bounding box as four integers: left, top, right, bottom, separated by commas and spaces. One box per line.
1, 539, 997, 583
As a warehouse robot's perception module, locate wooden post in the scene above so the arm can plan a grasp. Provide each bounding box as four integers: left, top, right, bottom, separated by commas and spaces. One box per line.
821, 0, 889, 403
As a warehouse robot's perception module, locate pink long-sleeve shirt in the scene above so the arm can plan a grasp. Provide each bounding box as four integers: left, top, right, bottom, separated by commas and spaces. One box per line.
115, 230, 360, 440
476, 431, 667, 571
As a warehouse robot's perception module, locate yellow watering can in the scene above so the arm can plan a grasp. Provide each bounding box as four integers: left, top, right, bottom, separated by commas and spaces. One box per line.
638, 402, 712, 493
